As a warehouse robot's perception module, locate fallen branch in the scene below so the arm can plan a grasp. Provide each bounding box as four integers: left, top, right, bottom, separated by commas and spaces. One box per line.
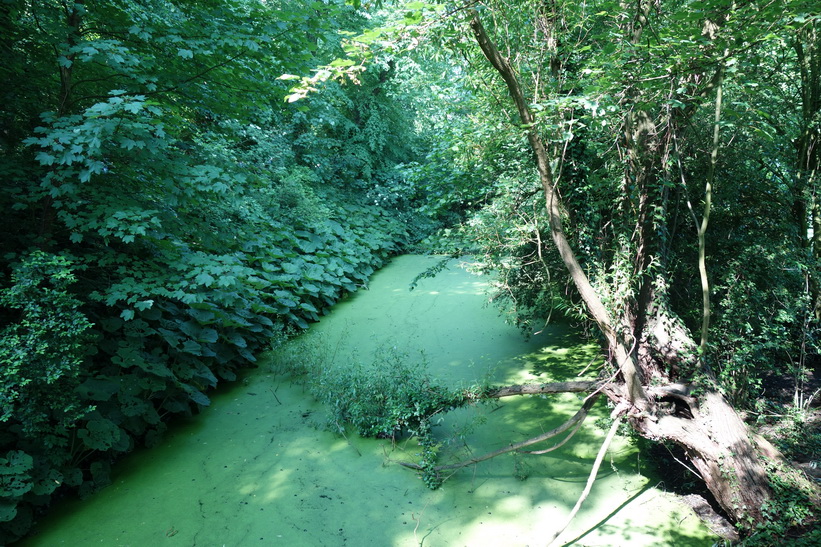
334, 420, 362, 457
400, 393, 600, 473
549, 415, 623, 546
486, 381, 598, 398
521, 412, 586, 455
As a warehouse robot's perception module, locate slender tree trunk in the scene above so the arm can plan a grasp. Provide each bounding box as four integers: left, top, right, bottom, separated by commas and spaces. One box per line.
466, 8, 792, 530
469, 11, 647, 408
58, 2, 83, 115
39, 1, 84, 244
697, 67, 724, 356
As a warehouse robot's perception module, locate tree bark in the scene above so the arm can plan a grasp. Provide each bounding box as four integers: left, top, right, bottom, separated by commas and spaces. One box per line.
486, 381, 597, 398
469, 11, 647, 409
465, 8, 812, 531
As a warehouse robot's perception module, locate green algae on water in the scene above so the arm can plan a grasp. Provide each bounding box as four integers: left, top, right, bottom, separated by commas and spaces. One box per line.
23, 255, 716, 546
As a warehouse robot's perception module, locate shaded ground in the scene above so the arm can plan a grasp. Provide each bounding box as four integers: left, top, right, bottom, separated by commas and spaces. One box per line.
757, 362, 821, 477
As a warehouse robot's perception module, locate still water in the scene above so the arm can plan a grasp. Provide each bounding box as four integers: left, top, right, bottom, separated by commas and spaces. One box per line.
23, 255, 714, 546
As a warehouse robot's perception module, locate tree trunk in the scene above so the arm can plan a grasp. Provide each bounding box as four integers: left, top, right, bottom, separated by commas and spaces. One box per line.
39, 1, 84, 244
469, 11, 647, 410
466, 8, 813, 531
795, 22, 821, 319
639, 389, 772, 523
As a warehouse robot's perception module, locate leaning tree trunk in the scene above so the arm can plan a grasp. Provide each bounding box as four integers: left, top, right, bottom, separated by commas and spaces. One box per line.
637, 387, 773, 523
468, 11, 647, 409
467, 9, 813, 531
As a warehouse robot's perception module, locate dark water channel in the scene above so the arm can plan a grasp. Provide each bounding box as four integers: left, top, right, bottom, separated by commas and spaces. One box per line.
23, 255, 714, 546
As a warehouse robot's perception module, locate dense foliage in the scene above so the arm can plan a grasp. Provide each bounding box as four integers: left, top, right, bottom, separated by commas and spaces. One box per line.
3, 0, 821, 542
392, 0, 821, 540
0, 1, 432, 542
411, 1, 821, 413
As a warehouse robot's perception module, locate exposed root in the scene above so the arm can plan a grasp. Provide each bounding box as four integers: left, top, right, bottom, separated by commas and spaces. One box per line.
680, 494, 739, 541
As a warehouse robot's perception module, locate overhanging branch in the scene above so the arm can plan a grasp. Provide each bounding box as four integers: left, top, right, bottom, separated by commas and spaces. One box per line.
486, 380, 598, 398
400, 393, 601, 473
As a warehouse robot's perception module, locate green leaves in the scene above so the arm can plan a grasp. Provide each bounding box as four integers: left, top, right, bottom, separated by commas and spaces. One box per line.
0, 452, 33, 500
76, 412, 128, 452
307, 344, 467, 439
0, 252, 92, 436
0, 0, 428, 542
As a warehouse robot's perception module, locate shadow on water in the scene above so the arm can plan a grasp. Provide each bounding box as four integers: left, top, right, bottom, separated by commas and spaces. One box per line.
564, 483, 712, 547
21, 255, 716, 546
519, 331, 604, 381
